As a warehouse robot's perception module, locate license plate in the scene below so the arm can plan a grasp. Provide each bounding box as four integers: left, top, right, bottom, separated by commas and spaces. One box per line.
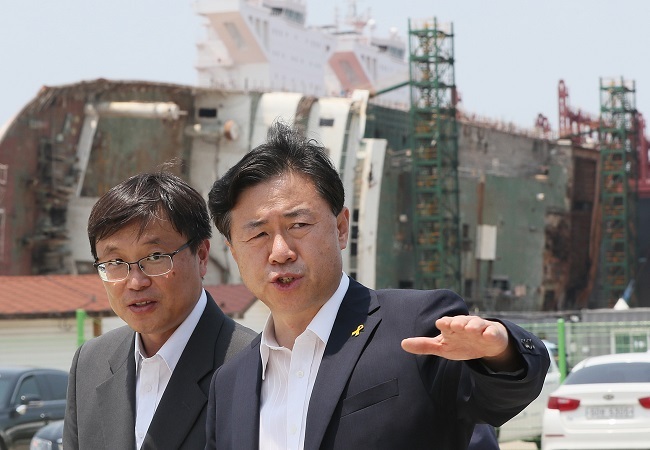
585, 406, 634, 419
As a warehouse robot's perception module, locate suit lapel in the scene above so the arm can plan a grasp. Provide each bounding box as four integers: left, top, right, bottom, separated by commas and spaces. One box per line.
97, 331, 137, 450
304, 280, 381, 450
144, 297, 226, 449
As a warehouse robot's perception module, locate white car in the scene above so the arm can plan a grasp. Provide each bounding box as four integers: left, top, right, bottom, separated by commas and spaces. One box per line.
541, 351, 650, 450
498, 340, 561, 447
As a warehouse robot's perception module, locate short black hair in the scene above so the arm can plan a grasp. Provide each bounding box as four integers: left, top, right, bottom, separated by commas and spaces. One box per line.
88, 171, 211, 260
208, 121, 344, 241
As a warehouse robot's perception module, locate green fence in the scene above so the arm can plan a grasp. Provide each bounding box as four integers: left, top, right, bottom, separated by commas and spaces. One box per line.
518, 319, 650, 381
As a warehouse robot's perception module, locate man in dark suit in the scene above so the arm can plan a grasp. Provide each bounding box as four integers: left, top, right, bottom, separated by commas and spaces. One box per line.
63, 171, 256, 449
206, 122, 550, 449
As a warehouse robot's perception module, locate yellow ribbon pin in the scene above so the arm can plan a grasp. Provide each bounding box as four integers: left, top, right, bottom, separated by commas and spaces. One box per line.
351, 324, 364, 337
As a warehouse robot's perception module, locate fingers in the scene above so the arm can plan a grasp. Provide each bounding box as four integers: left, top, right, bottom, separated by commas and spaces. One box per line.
401, 316, 510, 360
401, 336, 443, 355
436, 315, 490, 334
436, 316, 507, 342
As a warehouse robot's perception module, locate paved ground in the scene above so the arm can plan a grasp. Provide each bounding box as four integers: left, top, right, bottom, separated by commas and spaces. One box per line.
500, 441, 538, 450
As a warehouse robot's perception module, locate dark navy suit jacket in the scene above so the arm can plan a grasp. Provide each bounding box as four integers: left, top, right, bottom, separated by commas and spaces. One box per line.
470, 424, 499, 449
206, 278, 549, 449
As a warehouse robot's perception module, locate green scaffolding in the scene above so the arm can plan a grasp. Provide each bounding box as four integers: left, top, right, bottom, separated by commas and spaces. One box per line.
408, 18, 461, 291
598, 77, 638, 305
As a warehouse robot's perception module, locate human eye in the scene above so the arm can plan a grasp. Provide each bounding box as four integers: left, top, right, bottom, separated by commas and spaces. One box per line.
290, 222, 313, 232
97, 260, 128, 279
248, 231, 268, 241
104, 260, 125, 267
144, 253, 164, 262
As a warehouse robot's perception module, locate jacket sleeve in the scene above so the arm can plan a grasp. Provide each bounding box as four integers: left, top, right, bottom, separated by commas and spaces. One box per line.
204, 366, 221, 450
464, 318, 550, 426
411, 290, 550, 427
63, 344, 82, 450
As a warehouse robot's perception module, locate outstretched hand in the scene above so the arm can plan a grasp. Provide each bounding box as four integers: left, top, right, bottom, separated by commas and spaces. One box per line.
401, 316, 520, 371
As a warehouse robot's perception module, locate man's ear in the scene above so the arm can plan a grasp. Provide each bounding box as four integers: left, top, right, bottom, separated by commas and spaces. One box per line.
197, 239, 211, 277
337, 207, 350, 250
225, 239, 237, 261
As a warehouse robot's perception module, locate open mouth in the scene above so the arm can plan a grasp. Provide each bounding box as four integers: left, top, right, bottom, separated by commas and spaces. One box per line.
133, 300, 153, 306
278, 277, 294, 284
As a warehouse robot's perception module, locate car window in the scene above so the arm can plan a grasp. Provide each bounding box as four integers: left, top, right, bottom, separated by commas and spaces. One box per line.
15, 375, 42, 405
564, 362, 650, 384
0, 378, 11, 404
44, 372, 68, 400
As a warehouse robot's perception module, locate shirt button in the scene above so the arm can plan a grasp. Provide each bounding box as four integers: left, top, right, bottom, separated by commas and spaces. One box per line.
290, 425, 297, 435
144, 384, 152, 392
296, 370, 304, 378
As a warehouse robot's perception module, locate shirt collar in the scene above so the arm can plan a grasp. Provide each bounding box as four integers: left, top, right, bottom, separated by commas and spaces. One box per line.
135, 289, 207, 372
260, 273, 350, 379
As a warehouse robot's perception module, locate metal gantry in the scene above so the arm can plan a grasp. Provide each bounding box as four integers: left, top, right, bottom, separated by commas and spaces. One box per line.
598, 77, 638, 304
408, 18, 461, 291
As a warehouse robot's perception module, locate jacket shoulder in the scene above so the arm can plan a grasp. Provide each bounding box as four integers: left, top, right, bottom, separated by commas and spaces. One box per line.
374, 287, 469, 314
77, 324, 133, 357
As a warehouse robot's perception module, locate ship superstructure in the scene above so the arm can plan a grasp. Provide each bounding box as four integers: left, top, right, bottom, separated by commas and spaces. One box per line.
194, 0, 409, 108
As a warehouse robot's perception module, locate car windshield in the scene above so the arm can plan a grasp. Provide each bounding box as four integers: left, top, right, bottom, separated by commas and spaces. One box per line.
564, 362, 650, 384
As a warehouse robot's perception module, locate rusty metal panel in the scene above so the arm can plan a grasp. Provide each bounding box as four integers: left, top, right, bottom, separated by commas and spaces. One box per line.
568, 155, 599, 309
0, 80, 195, 275
573, 156, 598, 203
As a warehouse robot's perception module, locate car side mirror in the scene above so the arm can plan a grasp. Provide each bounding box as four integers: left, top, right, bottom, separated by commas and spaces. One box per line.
13, 394, 43, 416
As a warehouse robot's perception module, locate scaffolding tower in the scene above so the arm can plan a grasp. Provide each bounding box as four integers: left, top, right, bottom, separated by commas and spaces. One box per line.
598, 77, 638, 304
408, 18, 461, 291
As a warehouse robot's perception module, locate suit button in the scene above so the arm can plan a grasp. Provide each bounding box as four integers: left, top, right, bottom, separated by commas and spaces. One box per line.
521, 338, 535, 350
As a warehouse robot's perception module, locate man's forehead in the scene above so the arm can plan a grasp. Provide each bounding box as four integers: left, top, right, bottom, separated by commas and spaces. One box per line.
97, 217, 178, 245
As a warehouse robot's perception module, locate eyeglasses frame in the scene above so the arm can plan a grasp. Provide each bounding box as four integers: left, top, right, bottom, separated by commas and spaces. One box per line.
93, 239, 194, 282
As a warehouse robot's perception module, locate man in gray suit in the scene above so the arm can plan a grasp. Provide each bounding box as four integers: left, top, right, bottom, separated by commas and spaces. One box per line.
63, 171, 256, 449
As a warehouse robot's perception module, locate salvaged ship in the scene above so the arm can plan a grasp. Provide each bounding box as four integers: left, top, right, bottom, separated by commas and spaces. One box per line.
1, 0, 648, 310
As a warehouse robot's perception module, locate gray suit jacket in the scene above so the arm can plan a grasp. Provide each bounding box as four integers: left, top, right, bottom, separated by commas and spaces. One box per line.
64, 292, 256, 450
206, 279, 549, 449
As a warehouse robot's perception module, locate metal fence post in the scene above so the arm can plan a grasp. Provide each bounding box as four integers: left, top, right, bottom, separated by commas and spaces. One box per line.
76, 308, 87, 346
557, 318, 567, 382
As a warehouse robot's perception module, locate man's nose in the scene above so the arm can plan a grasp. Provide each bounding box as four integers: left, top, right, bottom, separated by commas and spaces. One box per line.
269, 233, 297, 264
126, 262, 152, 289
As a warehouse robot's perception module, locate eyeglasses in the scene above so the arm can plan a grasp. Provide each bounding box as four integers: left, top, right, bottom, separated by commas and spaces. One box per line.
94, 240, 193, 282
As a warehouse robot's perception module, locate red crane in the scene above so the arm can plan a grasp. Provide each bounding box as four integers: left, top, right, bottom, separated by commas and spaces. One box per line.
558, 79, 599, 145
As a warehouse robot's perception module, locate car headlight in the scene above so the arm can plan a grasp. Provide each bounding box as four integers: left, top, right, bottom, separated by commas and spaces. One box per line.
29, 437, 53, 450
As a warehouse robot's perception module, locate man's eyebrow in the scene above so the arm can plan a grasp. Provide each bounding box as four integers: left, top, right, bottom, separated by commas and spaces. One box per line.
243, 209, 313, 230
98, 238, 163, 257
285, 208, 312, 219
99, 244, 119, 256
243, 219, 267, 231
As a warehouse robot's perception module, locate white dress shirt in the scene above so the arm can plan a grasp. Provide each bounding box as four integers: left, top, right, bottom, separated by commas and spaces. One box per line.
133, 289, 207, 450
259, 273, 350, 450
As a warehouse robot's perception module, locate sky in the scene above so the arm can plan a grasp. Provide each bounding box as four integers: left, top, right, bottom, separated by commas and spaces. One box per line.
1, 0, 649, 133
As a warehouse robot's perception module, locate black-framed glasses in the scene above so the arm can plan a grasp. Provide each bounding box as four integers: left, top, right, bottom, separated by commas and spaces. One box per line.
93, 240, 193, 282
